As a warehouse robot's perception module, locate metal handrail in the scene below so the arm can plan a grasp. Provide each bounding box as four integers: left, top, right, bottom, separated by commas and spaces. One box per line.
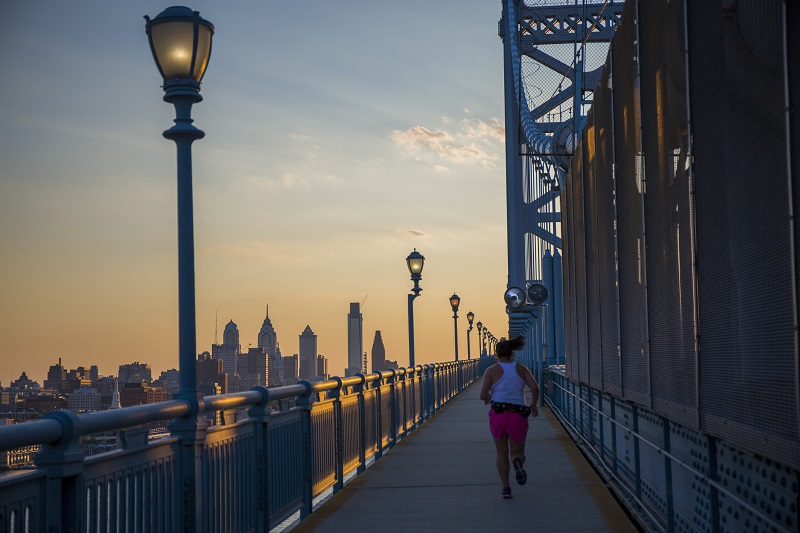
544, 369, 792, 533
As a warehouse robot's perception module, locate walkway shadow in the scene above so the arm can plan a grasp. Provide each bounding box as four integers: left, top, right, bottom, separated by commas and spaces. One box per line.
291, 382, 638, 532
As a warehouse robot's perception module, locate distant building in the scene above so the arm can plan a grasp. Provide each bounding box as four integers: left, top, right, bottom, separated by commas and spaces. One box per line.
67, 366, 90, 382
197, 352, 227, 394
282, 355, 298, 384
10, 372, 39, 390
346, 303, 363, 376
118, 362, 152, 384
258, 306, 284, 387
212, 320, 240, 376
299, 326, 317, 380
94, 376, 118, 408
153, 369, 180, 396
67, 387, 101, 412
317, 355, 328, 381
236, 347, 268, 390
371, 330, 386, 372
119, 383, 167, 407
44, 359, 67, 391
385, 360, 399, 371
24, 394, 66, 414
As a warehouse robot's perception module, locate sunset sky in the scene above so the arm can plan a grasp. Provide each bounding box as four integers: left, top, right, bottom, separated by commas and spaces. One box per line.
0, 1, 510, 387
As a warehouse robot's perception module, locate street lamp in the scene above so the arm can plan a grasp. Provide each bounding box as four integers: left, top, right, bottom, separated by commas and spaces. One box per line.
466, 311, 474, 359
449, 293, 460, 361
476, 321, 483, 356
406, 249, 425, 367
145, 6, 214, 402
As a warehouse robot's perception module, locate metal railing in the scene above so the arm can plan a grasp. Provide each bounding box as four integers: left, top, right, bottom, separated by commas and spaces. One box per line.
543, 367, 799, 533
0, 358, 493, 532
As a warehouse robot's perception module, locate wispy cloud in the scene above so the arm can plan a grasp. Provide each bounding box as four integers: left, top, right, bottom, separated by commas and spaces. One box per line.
391, 117, 504, 169
402, 229, 429, 237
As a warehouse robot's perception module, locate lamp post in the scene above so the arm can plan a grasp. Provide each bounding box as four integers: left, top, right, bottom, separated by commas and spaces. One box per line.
466, 311, 474, 359
476, 321, 483, 356
406, 249, 425, 367
145, 6, 214, 403
449, 293, 460, 361
145, 7, 213, 529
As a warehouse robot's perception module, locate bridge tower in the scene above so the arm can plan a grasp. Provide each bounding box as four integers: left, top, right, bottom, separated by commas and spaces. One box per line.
500, 0, 623, 368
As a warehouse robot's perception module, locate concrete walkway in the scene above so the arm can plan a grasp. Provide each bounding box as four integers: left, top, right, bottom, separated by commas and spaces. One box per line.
292, 382, 639, 533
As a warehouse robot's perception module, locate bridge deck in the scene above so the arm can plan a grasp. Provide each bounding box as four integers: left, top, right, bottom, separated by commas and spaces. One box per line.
291, 382, 638, 532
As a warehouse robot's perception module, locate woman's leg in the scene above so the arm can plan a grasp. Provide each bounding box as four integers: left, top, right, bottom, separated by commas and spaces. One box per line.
510, 439, 528, 485
493, 436, 510, 487
509, 439, 526, 466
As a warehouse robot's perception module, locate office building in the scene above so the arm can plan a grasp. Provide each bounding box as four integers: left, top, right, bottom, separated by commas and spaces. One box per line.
282, 354, 298, 384
67, 387, 101, 412
197, 352, 228, 394
212, 320, 240, 376
346, 302, 363, 376
299, 326, 317, 380
371, 330, 386, 372
317, 355, 328, 381
44, 359, 67, 391
257, 306, 284, 387
118, 362, 152, 384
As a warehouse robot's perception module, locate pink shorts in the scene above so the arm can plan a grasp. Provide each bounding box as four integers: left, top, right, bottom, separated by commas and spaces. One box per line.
489, 409, 529, 443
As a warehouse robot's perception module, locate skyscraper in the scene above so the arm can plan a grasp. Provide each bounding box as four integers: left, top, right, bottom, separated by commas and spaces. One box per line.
197, 352, 227, 394
258, 306, 283, 387
212, 320, 240, 376
283, 354, 298, 384
299, 326, 317, 380
346, 302, 363, 376
44, 359, 66, 391
371, 330, 386, 372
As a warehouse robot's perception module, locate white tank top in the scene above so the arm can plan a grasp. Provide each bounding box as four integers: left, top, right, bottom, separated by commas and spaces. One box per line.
490, 362, 526, 406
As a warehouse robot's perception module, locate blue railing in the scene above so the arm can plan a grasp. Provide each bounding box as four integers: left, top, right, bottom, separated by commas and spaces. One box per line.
0, 358, 493, 532
543, 368, 799, 533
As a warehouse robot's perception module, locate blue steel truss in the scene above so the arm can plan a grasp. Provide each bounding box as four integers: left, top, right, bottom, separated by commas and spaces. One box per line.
500, 0, 623, 365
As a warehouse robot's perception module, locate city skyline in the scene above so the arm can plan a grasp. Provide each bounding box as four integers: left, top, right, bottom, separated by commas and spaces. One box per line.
0, 2, 510, 387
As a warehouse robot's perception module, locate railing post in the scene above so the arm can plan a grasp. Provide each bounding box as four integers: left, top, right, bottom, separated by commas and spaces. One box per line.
375, 374, 384, 459
409, 367, 417, 430
296, 381, 314, 519
421, 365, 430, 421
399, 370, 407, 436
329, 377, 344, 493
168, 398, 208, 533
34, 410, 85, 533
249, 386, 271, 532
387, 370, 397, 449
354, 374, 367, 475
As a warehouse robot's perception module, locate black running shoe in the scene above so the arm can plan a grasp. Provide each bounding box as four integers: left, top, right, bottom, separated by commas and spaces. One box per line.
513, 458, 527, 485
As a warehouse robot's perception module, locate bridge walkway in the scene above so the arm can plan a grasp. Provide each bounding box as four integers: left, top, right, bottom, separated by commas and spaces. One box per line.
291, 382, 638, 532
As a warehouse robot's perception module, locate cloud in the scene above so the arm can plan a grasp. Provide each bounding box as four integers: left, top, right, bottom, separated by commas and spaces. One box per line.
462, 118, 505, 143
391, 117, 504, 169
402, 229, 429, 237
237, 171, 310, 191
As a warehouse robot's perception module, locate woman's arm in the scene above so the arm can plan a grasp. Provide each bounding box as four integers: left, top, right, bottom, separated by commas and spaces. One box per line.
479, 366, 496, 404
520, 365, 540, 417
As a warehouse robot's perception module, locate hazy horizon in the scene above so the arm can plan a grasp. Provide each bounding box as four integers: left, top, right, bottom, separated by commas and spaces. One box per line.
0, 1, 510, 387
